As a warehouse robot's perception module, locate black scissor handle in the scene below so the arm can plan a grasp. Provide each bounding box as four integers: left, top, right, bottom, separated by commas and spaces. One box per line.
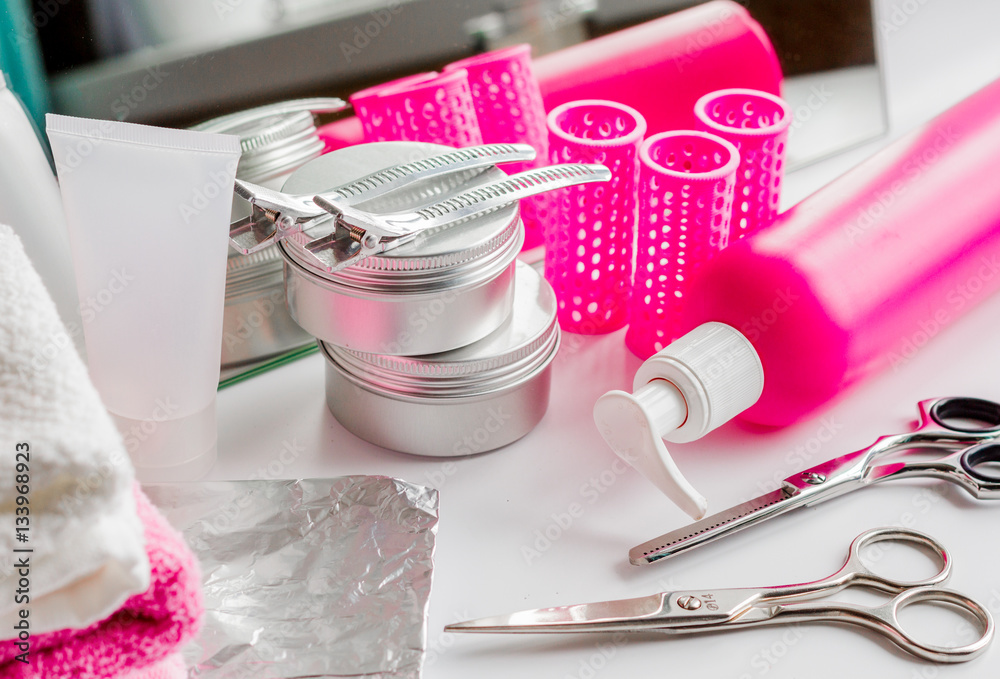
929, 397, 1000, 433
960, 441, 1000, 483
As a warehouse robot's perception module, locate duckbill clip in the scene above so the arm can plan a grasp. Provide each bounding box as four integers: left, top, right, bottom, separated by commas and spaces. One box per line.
229, 143, 610, 272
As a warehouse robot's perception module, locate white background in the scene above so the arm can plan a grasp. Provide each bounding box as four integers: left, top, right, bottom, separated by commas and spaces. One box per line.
214, 1, 1000, 676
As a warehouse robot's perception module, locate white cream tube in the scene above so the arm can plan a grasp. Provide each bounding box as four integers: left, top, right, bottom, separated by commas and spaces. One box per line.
46, 115, 241, 482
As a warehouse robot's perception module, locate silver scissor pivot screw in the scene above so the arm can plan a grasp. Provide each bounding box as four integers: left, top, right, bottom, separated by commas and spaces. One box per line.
802, 472, 827, 485
677, 596, 702, 610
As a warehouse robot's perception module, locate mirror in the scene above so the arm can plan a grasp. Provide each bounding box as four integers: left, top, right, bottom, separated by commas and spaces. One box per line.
38, 0, 885, 168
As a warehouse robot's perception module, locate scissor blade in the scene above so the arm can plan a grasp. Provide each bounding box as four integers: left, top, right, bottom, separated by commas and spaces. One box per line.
631, 488, 799, 565
446, 593, 672, 634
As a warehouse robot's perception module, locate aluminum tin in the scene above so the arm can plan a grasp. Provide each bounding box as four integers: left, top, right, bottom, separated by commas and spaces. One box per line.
279, 142, 523, 355
321, 261, 559, 457
211, 109, 324, 369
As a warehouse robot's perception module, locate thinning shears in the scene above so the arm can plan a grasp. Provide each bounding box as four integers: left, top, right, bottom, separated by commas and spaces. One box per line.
632, 397, 1000, 565
447, 527, 994, 663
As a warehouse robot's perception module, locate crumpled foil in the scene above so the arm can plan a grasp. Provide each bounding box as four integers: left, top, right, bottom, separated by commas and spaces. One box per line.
145, 477, 439, 679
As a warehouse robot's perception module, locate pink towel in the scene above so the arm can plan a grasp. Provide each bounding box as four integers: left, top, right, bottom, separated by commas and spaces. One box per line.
0, 486, 202, 678
120, 653, 187, 679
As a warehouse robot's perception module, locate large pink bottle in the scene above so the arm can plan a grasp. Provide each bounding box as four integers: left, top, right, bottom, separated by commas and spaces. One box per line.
688, 76, 1000, 427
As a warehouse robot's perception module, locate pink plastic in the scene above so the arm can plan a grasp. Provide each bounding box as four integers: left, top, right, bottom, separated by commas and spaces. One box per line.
545, 100, 646, 334
315, 1, 781, 151
445, 44, 549, 249
687, 76, 1000, 427
695, 88, 791, 239
0, 485, 202, 678
626, 131, 739, 359
350, 72, 439, 142
534, 1, 782, 135
349, 70, 483, 146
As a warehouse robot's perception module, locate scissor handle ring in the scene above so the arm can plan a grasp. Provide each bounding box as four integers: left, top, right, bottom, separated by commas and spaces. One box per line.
959, 441, 1000, 483
929, 397, 1000, 433
885, 587, 995, 663
846, 527, 951, 591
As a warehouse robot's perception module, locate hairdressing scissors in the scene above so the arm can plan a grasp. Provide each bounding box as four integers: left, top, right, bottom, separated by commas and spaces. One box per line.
446, 527, 994, 663
631, 397, 1000, 565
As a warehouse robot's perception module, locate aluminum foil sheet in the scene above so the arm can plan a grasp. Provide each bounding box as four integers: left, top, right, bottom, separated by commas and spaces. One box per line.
145, 477, 439, 679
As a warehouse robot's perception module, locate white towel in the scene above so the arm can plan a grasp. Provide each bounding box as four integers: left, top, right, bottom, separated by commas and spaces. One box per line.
0, 223, 149, 637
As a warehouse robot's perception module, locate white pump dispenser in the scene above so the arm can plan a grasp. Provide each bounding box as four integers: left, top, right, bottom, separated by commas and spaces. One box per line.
593, 322, 764, 519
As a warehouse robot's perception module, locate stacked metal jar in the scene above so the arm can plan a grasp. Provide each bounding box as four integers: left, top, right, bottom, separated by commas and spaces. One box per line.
195, 99, 346, 379
287, 141, 563, 457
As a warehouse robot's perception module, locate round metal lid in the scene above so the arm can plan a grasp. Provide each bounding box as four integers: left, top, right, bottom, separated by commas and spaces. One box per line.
280, 142, 522, 286
323, 261, 559, 396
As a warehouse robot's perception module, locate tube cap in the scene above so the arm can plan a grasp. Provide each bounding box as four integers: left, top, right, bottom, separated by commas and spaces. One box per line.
110, 400, 218, 483
594, 323, 763, 519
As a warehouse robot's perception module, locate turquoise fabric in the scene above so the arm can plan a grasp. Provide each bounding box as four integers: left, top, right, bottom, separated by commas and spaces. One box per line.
0, 0, 52, 133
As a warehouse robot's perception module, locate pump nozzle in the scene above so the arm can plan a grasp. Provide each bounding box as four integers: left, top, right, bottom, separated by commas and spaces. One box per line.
593, 323, 764, 519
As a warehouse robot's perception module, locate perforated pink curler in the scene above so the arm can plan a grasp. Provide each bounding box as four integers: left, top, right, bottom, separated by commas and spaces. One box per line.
350, 70, 483, 146
445, 44, 549, 250
626, 131, 739, 359
694, 88, 791, 239
545, 100, 646, 334
350, 72, 439, 142
317, 2, 782, 151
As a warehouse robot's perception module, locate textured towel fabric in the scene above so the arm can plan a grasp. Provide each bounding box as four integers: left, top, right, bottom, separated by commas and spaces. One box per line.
119, 654, 187, 679
0, 224, 149, 636
0, 485, 203, 678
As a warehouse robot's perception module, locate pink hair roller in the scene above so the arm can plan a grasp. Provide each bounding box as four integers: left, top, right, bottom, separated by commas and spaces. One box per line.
318, 1, 782, 149
626, 131, 739, 359
445, 44, 549, 249
545, 100, 646, 334
694, 88, 792, 239
350, 72, 439, 142
350, 70, 483, 146
687, 75, 1000, 427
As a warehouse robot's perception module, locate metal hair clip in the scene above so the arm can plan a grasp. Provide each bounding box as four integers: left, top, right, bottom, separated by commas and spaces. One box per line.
229, 143, 611, 272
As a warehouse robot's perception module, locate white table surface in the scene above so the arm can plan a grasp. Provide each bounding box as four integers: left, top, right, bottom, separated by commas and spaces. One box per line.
213, 1, 1000, 676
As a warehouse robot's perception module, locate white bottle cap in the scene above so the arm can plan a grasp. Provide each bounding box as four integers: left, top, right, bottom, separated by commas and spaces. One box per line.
593, 322, 763, 519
